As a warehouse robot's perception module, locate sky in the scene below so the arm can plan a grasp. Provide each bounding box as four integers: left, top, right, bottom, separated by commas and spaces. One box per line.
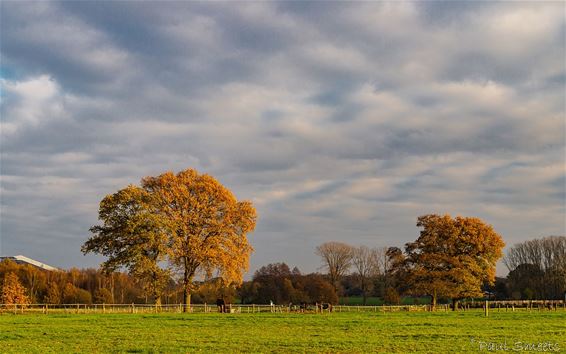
0, 1, 564, 277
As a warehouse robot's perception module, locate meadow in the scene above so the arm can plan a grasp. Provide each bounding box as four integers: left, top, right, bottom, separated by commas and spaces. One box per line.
0, 310, 564, 353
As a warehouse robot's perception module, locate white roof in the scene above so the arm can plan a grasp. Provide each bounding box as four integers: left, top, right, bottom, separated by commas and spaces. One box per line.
1, 255, 58, 271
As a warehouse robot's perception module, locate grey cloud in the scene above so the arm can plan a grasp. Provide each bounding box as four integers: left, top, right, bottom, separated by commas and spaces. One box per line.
1, 1, 564, 274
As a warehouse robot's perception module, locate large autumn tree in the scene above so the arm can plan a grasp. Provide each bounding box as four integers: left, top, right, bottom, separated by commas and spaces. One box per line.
400, 214, 504, 309
83, 169, 256, 311
142, 169, 256, 310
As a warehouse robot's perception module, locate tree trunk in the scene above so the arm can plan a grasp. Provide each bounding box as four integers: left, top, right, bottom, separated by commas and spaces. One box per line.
152, 274, 161, 307
452, 298, 457, 311
110, 274, 115, 304
330, 274, 338, 294
431, 289, 437, 311
183, 288, 191, 313
362, 278, 368, 306
183, 264, 192, 313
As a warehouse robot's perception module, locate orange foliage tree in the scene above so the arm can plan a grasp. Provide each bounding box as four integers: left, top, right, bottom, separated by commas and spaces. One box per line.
1, 272, 31, 308
84, 169, 256, 311
401, 214, 505, 309
142, 169, 256, 311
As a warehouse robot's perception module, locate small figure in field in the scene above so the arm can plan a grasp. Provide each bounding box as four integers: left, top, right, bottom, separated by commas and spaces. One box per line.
216, 298, 225, 313
317, 302, 333, 313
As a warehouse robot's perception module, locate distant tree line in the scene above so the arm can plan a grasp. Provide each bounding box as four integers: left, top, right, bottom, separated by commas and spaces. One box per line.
312, 236, 565, 306
0, 260, 143, 305
1, 235, 564, 306
236, 263, 337, 305
1, 212, 563, 307
308, 217, 564, 307
501, 236, 566, 300
0, 260, 335, 306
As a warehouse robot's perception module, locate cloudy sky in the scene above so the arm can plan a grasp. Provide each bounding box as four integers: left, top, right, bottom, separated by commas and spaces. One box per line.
1, 1, 564, 276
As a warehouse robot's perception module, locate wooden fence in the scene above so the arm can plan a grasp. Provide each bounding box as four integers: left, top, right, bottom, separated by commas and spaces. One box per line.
463, 299, 566, 311
0, 303, 433, 314
1, 300, 564, 315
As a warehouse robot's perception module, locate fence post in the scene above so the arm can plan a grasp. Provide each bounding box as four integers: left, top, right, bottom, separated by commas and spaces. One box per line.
484, 300, 489, 317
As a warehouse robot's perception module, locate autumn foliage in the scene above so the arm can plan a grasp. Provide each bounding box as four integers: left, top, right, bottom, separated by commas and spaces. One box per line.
398, 214, 505, 308
1, 272, 30, 308
83, 168, 257, 310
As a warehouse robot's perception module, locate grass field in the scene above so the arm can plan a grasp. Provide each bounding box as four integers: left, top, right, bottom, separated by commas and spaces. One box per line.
0, 310, 564, 353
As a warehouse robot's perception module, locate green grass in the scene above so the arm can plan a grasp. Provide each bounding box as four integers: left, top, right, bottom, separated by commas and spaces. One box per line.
0, 310, 564, 353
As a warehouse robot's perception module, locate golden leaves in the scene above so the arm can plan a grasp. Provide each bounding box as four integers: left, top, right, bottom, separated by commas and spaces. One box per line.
84, 168, 257, 304
143, 169, 256, 286
405, 214, 505, 300
1, 272, 30, 306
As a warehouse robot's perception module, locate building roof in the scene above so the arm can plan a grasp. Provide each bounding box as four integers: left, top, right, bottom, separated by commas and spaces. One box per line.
0, 255, 58, 271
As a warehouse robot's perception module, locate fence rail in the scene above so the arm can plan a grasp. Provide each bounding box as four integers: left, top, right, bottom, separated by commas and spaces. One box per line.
463, 299, 566, 311
1, 300, 564, 315
0, 303, 433, 314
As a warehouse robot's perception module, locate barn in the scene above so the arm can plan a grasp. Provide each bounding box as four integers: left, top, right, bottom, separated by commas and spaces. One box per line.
0, 255, 58, 271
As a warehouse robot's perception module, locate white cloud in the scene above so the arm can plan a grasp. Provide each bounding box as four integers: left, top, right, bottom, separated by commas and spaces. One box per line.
1, 75, 67, 135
